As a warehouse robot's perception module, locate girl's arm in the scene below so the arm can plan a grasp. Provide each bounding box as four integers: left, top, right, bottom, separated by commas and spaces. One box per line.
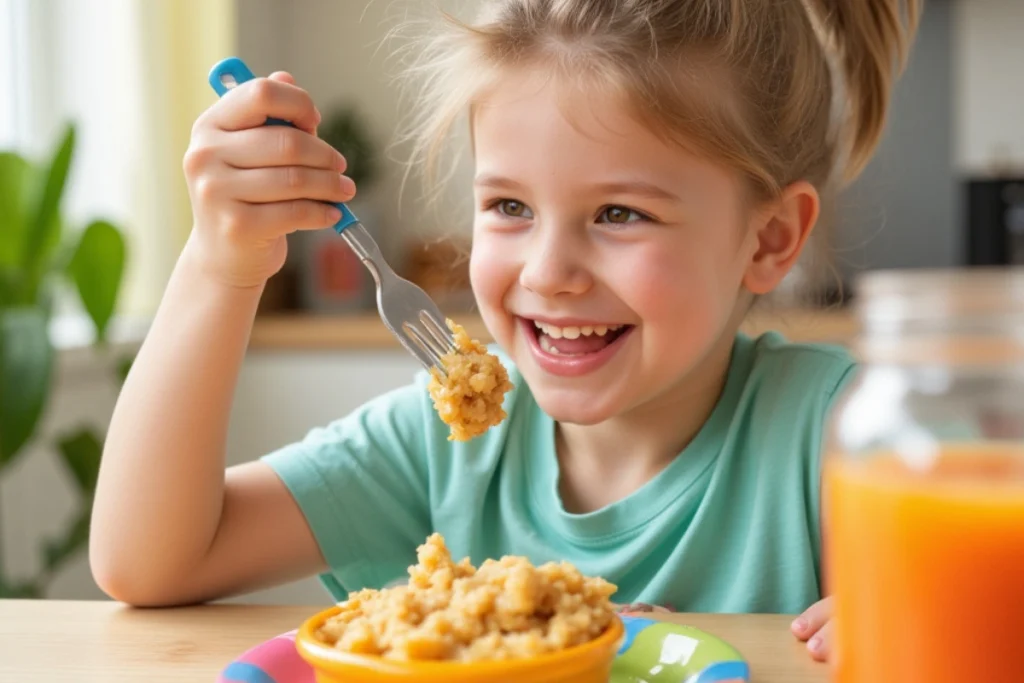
89, 249, 324, 606
89, 72, 353, 606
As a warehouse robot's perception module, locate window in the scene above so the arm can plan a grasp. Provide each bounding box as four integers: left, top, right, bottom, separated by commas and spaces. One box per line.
0, 0, 235, 327
0, 0, 27, 149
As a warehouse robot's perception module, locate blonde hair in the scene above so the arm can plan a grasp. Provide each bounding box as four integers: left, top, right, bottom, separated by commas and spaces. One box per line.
397, 0, 921, 206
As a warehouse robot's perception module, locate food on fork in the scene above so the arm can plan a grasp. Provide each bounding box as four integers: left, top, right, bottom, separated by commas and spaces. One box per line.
427, 320, 513, 441
315, 534, 618, 661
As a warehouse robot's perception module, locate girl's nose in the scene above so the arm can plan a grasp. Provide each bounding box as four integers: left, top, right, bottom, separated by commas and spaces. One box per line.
518, 228, 592, 298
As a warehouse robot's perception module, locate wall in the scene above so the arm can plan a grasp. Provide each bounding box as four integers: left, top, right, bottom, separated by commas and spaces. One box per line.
221, 350, 421, 605
236, 0, 476, 267
834, 0, 1024, 275
832, 0, 958, 276
954, 0, 1024, 173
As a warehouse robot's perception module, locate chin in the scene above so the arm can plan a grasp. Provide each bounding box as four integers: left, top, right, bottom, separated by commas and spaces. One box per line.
529, 387, 624, 426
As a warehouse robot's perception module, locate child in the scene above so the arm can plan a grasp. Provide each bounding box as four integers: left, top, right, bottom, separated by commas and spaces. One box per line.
90, 0, 920, 664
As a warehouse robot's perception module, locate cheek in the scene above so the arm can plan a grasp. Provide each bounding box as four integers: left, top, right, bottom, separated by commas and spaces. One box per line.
469, 239, 507, 300
616, 240, 737, 328
469, 236, 518, 330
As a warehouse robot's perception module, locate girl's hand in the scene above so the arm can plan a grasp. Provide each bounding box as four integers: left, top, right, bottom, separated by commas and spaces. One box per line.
791, 596, 833, 662
182, 71, 355, 288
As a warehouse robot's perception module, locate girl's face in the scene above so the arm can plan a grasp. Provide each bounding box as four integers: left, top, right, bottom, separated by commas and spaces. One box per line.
469, 72, 761, 425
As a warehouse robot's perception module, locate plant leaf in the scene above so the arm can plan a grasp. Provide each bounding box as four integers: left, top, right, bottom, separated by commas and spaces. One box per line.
0, 271, 17, 309
0, 308, 54, 466
24, 124, 74, 300
56, 427, 103, 494
41, 506, 91, 576
0, 577, 43, 599
67, 220, 126, 342
319, 106, 378, 189
0, 153, 30, 265
0, 153, 32, 305
115, 353, 134, 386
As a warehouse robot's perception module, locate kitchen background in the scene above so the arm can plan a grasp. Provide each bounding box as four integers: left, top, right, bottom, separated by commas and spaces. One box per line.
0, 0, 1021, 605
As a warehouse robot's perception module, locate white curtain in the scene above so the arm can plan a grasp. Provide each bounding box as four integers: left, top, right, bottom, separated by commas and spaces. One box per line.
0, 1, 22, 149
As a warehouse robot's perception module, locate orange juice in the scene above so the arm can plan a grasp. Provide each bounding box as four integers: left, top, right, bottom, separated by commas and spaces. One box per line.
825, 445, 1024, 683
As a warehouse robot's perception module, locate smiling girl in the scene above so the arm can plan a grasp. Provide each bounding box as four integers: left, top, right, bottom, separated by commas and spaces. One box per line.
90, 0, 920, 662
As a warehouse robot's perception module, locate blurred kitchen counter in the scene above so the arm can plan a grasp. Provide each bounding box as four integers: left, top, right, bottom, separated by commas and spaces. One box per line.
248, 307, 859, 351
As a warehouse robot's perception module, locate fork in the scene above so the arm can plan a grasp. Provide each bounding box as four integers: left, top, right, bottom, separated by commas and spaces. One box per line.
207, 57, 455, 374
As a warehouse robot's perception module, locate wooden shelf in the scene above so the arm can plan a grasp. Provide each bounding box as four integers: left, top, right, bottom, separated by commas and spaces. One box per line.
247, 307, 859, 351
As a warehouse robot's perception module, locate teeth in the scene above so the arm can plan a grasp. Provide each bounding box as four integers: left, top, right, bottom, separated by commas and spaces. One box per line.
533, 321, 623, 339
539, 335, 561, 355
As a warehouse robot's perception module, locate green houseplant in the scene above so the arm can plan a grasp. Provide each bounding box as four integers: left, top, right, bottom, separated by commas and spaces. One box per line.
0, 123, 128, 598
317, 104, 379, 190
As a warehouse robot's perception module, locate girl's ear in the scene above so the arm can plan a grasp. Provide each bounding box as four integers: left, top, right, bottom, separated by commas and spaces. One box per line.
743, 180, 820, 295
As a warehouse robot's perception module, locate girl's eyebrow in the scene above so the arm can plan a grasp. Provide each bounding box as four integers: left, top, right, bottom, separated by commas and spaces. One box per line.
592, 181, 681, 202
474, 174, 681, 202
474, 174, 527, 192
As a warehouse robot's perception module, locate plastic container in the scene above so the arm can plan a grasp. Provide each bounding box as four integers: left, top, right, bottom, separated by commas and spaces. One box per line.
295, 605, 625, 683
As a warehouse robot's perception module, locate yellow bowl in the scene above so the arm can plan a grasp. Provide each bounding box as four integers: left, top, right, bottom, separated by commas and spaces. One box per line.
295, 605, 625, 683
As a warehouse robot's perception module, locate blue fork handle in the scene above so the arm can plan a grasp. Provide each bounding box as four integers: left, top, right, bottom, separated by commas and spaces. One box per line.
207, 56, 360, 234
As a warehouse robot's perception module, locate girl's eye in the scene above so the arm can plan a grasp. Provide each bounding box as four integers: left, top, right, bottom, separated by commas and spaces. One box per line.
598, 205, 646, 225
496, 199, 533, 219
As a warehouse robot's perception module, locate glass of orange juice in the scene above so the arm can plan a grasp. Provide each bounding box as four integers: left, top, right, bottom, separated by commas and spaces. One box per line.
825, 269, 1024, 683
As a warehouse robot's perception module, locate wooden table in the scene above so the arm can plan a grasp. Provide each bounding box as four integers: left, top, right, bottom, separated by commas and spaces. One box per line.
0, 600, 828, 682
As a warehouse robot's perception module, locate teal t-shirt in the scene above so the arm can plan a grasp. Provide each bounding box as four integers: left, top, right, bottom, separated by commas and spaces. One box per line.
262, 331, 856, 614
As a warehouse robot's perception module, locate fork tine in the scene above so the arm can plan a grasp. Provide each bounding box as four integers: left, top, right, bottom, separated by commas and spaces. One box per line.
419, 311, 455, 354
402, 322, 446, 373
408, 320, 450, 362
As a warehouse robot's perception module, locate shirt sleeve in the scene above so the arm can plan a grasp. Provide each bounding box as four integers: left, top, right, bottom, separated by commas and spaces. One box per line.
261, 373, 438, 600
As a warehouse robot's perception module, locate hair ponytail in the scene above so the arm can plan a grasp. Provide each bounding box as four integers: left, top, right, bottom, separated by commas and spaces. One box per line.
805, 0, 922, 183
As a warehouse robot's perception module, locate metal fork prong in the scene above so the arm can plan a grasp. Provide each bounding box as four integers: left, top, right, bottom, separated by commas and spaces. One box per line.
419, 312, 456, 355
407, 316, 450, 361
403, 322, 447, 373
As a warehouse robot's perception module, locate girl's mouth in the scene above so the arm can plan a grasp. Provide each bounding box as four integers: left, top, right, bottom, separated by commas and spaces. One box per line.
532, 320, 630, 355
520, 317, 634, 377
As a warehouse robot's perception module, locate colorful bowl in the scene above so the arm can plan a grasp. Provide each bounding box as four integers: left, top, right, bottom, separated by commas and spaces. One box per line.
293, 604, 626, 683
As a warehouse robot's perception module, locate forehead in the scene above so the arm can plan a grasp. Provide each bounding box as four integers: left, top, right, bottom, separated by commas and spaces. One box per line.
469, 68, 736, 193
472, 69, 656, 162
